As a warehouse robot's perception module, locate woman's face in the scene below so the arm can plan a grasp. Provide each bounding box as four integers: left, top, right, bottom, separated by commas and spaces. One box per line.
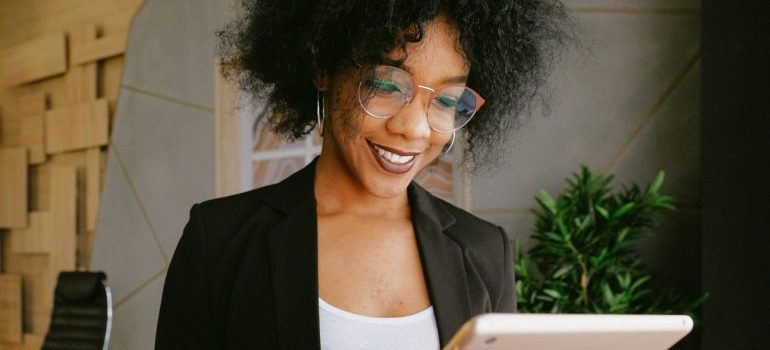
319, 15, 469, 199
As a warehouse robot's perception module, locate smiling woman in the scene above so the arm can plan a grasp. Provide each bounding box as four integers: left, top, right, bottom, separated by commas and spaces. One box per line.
155, 1, 569, 349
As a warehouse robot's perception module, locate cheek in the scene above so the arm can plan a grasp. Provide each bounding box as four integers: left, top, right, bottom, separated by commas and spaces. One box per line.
328, 82, 365, 142
422, 132, 453, 163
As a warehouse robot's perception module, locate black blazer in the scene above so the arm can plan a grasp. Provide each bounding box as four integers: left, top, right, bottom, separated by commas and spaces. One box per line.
155, 159, 516, 349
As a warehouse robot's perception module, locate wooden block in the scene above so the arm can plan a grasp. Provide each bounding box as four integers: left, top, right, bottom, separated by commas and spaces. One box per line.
13, 91, 47, 117
1, 333, 47, 350
23, 334, 45, 349
101, 7, 137, 34
85, 147, 101, 233
0, 32, 67, 86
8, 211, 52, 254
70, 30, 128, 66
30, 151, 88, 212
19, 114, 46, 164
1, 252, 54, 335
45, 98, 109, 154
0, 147, 28, 229
64, 64, 98, 103
66, 23, 98, 103
103, 55, 125, 119
0, 274, 23, 343
49, 166, 78, 275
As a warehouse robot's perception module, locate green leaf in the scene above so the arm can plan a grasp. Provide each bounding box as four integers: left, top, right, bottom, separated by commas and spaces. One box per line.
602, 283, 615, 305
544, 289, 562, 299
649, 170, 665, 194
553, 264, 573, 278
537, 190, 558, 215
595, 205, 610, 219
612, 202, 636, 220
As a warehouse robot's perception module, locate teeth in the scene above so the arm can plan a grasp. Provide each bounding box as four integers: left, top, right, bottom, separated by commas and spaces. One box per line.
372, 144, 415, 164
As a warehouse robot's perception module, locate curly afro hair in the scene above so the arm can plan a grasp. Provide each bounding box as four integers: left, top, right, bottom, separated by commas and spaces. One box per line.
218, 0, 570, 171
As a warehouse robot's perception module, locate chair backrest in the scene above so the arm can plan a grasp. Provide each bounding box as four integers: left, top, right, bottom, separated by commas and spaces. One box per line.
43, 271, 113, 350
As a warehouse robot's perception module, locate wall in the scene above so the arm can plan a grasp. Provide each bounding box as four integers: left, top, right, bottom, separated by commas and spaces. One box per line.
0, 1, 143, 348
470, 0, 702, 346
88, 1, 236, 349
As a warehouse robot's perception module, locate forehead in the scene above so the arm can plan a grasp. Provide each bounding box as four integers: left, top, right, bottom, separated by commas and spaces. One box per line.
386, 16, 469, 84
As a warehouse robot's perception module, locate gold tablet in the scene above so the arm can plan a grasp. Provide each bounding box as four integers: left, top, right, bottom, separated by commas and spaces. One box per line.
443, 313, 693, 350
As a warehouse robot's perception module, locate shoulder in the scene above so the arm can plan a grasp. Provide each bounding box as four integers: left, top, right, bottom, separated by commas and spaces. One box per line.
188, 182, 286, 250
196, 183, 280, 220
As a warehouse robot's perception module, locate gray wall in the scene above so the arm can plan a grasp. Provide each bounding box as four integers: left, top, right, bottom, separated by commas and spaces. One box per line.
90, 1, 236, 349
472, 0, 702, 303
91, 0, 702, 348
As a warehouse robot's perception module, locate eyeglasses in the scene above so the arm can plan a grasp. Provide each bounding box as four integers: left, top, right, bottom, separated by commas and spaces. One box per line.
355, 64, 485, 134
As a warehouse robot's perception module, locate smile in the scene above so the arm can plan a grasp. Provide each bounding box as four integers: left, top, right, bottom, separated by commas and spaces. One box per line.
367, 140, 419, 174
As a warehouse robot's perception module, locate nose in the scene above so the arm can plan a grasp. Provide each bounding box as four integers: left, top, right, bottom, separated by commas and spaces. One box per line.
385, 86, 432, 140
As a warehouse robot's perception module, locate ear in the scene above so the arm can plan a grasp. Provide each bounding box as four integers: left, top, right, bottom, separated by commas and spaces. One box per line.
312, 69, 329, 91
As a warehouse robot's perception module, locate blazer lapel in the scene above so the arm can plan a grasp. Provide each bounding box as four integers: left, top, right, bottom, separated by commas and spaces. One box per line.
256, 159, 471, 349
264, 162, 321, 349
408, 183, 471, 347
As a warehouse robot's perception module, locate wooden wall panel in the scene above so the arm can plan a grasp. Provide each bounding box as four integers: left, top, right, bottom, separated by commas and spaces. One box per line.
85, 148, 101, 234
49, 166, 78, 274
7, 211, 52, 254
1, 253, 54, 335
19, 114, 46, 165
29, 151, 88, 212
0, 147, 28, 229
0, 2, 143, 347
0, 274, 23, 343
0, 0, 143, 49
0, 32, 67, 87
70, 30, 128, 66
66, 24, 98, 103
45, 99, 109, 154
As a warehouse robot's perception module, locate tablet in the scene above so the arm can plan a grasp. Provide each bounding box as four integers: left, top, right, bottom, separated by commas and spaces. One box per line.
443, 313, 693, 350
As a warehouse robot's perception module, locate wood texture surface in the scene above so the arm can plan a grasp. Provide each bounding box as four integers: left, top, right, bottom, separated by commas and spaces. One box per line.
0, 32, 67, 86
0, 147, 28, 229
45, 98, 109, 154
7, 211, 52, 254
70, 30, 128, 66
83, 147, 102, 269
0, 2, 143, 346
0, 274, 23, 343
49, 166, 78, 274
19, 114, 46, 164
1, 253, 54, 335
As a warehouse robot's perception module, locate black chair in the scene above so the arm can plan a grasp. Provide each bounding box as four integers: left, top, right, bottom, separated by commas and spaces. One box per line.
43, 271, 113, 350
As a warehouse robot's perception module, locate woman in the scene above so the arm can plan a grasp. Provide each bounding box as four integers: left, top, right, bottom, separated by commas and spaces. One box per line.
156, 0, 567, 349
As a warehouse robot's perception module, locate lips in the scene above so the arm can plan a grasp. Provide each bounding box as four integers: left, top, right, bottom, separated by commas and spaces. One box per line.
367, 140, 419, 174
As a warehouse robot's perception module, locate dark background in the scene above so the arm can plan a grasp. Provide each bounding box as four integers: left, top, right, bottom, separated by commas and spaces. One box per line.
702, 0, 770, 349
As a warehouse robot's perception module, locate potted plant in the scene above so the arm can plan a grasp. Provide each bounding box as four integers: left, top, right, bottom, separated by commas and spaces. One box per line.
514, 166, 708, 320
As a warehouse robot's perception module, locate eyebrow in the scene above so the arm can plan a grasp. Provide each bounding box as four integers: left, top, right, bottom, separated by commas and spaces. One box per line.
388, 60, 468, 85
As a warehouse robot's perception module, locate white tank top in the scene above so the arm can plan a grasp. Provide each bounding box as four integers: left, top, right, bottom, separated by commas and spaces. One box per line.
318, 297, 441, 350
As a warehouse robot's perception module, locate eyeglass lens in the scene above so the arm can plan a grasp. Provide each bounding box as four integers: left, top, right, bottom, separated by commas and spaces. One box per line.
358, 65, 479, 133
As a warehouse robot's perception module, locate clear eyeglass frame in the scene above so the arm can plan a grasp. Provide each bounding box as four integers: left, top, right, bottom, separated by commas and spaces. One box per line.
354, 63, 486, 134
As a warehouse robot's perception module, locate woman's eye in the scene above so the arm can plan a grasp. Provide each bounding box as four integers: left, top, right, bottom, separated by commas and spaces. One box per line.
434, 95, 458, 108
372, 79, 402, 93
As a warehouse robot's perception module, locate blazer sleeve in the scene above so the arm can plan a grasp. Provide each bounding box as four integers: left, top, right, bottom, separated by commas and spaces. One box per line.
155, 204, 218, 349
494, 226, 518, 313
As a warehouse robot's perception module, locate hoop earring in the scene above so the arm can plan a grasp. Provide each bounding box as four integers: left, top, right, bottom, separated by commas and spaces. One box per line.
442, 130, 456, 155
316, 90, 324, 136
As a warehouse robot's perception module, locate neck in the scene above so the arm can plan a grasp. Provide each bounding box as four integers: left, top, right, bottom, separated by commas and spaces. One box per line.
314, 148, 410, 219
